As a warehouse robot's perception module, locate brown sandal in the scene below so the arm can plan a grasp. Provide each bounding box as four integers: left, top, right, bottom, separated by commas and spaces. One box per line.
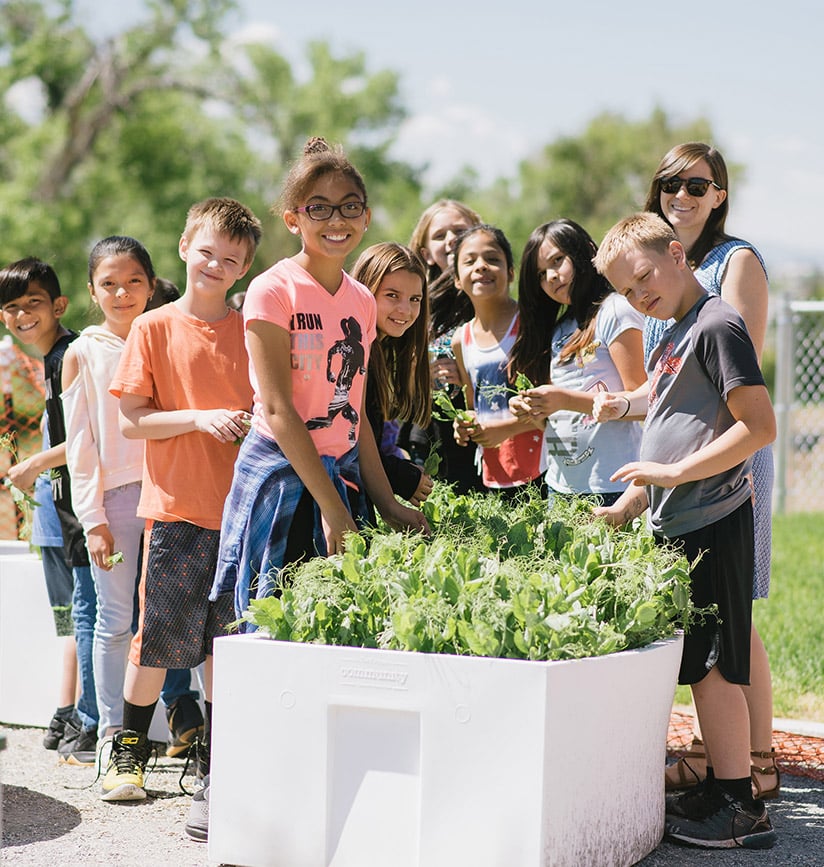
751, 748, 781, 800
665, 737, 706, 791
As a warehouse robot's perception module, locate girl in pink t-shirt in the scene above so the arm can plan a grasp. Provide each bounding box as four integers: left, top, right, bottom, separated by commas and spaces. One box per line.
213, 138, 427, 618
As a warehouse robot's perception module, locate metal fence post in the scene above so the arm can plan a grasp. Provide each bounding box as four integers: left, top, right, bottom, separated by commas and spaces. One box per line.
773, 293, 792, 514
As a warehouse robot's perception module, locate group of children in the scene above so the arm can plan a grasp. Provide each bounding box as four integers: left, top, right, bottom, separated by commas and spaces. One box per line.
1, 136, 777, 850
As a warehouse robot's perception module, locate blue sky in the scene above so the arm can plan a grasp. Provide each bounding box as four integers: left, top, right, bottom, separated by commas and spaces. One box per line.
78, 0, 822, 275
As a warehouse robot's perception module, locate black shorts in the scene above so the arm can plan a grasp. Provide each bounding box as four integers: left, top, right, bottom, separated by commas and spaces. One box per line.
130, 520, 234, 669
658, 498, 754, 686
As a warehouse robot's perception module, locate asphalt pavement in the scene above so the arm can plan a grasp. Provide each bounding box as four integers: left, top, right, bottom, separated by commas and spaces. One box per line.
637, 771, 824, 866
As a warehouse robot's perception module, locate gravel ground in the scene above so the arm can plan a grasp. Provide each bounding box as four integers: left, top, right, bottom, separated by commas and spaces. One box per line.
1, 725, 215, 867
3, 723, 824, 867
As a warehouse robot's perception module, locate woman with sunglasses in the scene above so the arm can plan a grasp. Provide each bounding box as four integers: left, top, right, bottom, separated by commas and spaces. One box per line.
643, 142, 778, 801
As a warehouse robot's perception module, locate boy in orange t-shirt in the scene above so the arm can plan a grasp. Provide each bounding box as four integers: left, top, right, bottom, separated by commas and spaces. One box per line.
102, 198, 261, 816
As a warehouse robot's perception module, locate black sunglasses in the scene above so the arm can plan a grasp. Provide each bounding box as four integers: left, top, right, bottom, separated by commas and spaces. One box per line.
659, 176, 722, 197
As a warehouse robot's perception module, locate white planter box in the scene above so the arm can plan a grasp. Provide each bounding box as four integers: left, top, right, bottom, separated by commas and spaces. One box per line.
0, 549, 188, 740
209, 633, 682, 867
0, 550, 66, 726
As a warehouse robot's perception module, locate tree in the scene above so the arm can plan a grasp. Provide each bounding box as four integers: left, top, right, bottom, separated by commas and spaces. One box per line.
0, 1, 421, 322
468, 107, 719, 262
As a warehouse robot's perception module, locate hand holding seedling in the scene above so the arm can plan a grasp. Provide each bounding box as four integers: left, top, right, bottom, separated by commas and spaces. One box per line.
196, 408, 252, 444
517, 384, 567, 421
87, 524, 118, 570
452, 410, 477, 446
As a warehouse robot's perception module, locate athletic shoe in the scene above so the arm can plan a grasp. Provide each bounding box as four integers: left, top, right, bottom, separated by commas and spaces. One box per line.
665, 788, 776, 849
165, 695, 204, 758
665, 778, 714, 820
43, 708, 73, 751
57, 715, 98, 766
101, 730, 151, 802
184, 774, 210, 842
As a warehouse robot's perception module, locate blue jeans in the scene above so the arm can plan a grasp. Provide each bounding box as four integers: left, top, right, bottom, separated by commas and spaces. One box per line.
71, 564, 98, 732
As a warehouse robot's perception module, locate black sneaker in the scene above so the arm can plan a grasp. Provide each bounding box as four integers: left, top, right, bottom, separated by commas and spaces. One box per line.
165, 695, 204, 758
665, 778, 715, 820
57, 715, 98, 766
43, 708, 73, 751
665, 788, 777, 849
101, 730, 152, 802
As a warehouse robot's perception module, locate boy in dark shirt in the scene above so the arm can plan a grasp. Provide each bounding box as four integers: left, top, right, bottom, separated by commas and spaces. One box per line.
592, 213, 777, 850
1, 258, 98, 763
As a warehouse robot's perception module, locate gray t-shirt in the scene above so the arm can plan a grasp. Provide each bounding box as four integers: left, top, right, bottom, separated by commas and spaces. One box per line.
641, 294, 765, 537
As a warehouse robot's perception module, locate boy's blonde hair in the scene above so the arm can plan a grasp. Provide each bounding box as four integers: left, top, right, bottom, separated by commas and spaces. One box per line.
594, 212, 677, 276
182, 197, 263, 266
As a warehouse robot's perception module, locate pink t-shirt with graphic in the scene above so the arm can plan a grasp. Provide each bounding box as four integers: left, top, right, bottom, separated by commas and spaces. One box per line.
243, 257, 377, 459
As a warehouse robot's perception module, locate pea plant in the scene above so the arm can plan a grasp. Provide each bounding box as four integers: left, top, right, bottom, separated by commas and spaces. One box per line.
242, 484, 695, 662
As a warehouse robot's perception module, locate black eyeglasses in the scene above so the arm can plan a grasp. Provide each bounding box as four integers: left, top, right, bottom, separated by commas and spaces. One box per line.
659, 176, 722, 197
294, 201, 367, 221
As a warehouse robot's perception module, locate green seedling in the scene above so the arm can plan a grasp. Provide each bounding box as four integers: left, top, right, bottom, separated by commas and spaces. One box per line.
423, 441, 442, 477
432, 386, 473, 424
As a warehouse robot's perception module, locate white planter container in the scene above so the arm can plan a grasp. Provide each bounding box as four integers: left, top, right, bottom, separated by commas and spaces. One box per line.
0, 549, 185, 741
0, 550, 66, 726
209, 632, 682, 867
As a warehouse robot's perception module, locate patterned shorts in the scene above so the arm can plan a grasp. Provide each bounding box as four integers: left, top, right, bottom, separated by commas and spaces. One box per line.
129, 520, 234, 669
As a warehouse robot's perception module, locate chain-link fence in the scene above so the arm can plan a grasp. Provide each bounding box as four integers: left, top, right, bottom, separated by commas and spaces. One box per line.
0, 338, 46, 540
773, 296, 824, 513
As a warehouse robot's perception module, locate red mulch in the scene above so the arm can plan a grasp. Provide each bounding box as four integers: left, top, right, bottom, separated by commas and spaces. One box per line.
668, 710, 824, 782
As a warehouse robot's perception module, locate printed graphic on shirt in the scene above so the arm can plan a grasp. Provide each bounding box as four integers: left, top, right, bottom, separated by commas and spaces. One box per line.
545, 379, 607, 466
306, 316, 366, 444
649, 341, 682, 407
290, 311, 326, 373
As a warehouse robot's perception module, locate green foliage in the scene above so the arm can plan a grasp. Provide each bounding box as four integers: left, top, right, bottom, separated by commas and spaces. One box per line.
242, 484, 693, 662
0, 1, 418, 327
1, 3, 727, 332
757, 513, 824, 720
471, 107, 717, 257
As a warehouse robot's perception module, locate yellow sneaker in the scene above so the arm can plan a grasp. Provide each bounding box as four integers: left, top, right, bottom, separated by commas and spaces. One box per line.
101, 730, 150, 802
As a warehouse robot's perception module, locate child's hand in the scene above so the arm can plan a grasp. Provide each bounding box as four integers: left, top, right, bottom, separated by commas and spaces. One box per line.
453, 411, 477, 446
520, 385, 564, 419
593, 392, 630, 422
380, 500, 430, 536
7, 457, 40, 491
408, 471, 433, 507
508, 393, 531, 423
466, 417, 512, 448
196, 409, 252, 443
321, 507, 360, 556
610, 460, 680, 489
86, 524, 116, 571
430, 356, 461, 388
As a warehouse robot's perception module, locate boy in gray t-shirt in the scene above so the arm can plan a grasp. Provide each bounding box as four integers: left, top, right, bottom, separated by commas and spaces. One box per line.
592, 213, 777, 851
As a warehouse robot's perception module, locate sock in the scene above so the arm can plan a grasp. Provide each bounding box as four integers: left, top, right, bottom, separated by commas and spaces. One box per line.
56, 704, 75, 718
122, 699, 158, 736
716, 776, 753, 805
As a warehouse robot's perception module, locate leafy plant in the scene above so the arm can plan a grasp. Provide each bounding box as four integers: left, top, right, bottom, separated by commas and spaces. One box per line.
1, 432, 40, 539
422, 441, 442, 477
431, 386, 473, 423
242, 484, 694, 662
